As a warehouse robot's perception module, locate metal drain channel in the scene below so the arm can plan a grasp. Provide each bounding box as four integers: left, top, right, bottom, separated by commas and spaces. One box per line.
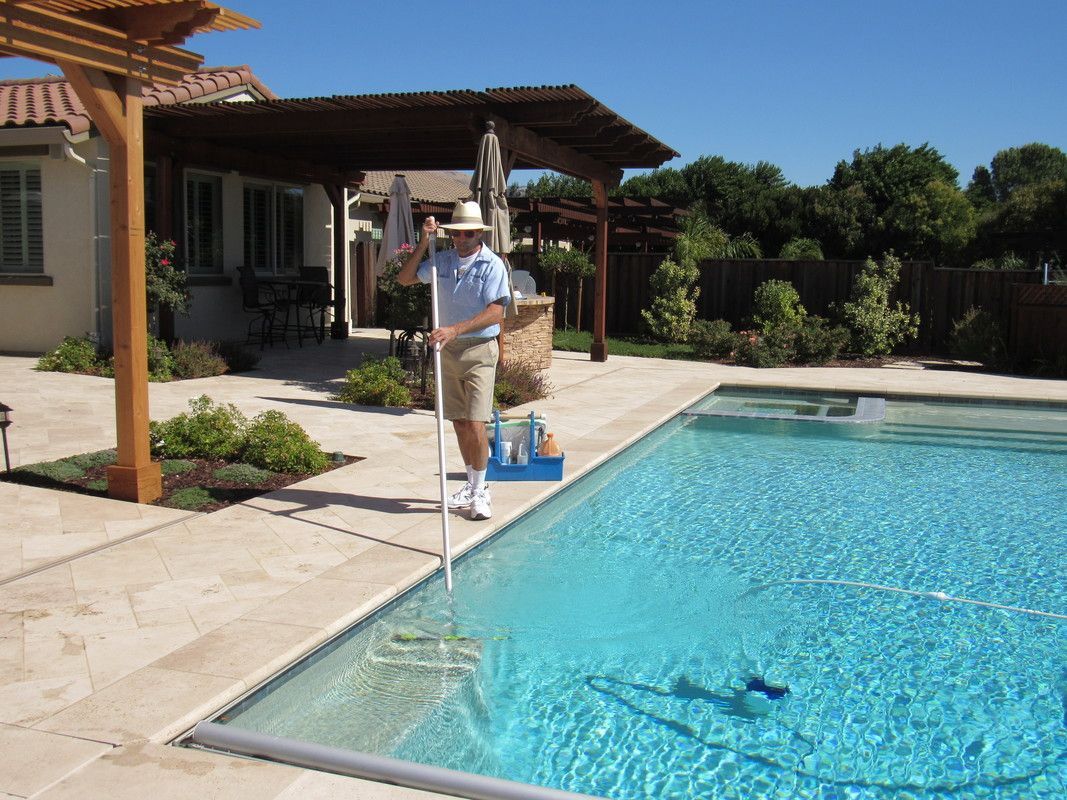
189, 721, 602, 800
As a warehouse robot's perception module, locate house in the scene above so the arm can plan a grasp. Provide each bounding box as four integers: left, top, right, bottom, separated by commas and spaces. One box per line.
0, 66, 366, 353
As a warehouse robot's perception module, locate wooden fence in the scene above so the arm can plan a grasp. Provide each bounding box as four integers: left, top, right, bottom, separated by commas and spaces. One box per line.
1009, 284, 1067, 366
510, 252, 1045, 352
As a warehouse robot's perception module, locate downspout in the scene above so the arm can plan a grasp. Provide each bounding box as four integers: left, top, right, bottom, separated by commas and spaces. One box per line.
59, 135, 107, 347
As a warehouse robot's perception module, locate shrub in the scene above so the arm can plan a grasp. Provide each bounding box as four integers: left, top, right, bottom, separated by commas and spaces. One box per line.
970, 252, 1028, 271
335, 357, 412, 407
241, 410, 328, 473
779, 237, 824, 260
689, 319, 736, 360
734, 325, 795, 368
949, 307, 1007, 366
493, 360, 553, 409
171, 340, 228, 380
837, 254, 919, 356
146, 334, 174, 382
160, 459, 196, 475
150, 395, 247, 460
145, 232, 190, 315
215, 340, 261, 373
66, 449, 117, 470
36, 336, 102, 374
794, 316, 850, 365
212, 463, 274, 484
752, 280, 806, 332
640, 257, 701, 343
378, 244, 430, 330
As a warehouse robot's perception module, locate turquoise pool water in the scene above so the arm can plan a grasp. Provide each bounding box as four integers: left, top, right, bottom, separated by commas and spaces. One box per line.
219, 394, 1067, 799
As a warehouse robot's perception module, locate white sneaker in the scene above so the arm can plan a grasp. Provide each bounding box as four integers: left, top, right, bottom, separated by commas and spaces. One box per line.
447, 482, 474, 509
469, 487, 492, 521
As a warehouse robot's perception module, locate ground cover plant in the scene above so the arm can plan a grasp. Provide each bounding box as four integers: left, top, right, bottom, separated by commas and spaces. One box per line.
36, 336, 260, 381
335, 355, 553, 411
4, 400, 353, 512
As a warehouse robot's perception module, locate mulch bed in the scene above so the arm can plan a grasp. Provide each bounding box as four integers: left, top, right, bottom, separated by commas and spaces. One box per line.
1, 455, 361, 513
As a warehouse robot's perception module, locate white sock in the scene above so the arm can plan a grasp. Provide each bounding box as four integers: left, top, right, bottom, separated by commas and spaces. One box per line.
465, 465, 473, 484
471, 469, 487, 490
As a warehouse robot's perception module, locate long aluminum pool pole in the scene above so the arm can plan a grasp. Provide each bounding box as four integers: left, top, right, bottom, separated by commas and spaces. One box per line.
428, 233, 453, 593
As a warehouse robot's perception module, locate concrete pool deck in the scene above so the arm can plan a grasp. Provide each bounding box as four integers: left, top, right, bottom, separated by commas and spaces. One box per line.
2, 331, 1065, 799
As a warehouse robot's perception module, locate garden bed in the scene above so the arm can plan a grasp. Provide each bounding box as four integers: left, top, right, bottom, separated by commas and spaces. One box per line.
2, 450, 360, 513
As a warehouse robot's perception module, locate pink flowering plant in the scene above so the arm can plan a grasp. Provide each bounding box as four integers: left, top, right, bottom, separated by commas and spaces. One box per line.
378, 243, 430, 330
145, 231, 190, 315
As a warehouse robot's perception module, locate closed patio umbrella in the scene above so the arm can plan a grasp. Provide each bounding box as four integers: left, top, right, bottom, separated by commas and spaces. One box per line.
374, 174, 416, 276
469, 122, 516, 313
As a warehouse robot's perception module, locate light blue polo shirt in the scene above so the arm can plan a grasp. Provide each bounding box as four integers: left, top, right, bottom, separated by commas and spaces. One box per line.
417, 244, 511, 338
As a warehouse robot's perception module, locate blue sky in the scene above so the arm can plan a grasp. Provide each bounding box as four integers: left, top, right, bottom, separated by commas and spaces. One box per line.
4, 0, 1064, 188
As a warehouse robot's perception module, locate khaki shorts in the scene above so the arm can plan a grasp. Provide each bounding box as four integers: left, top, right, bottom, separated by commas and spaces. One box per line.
440, 337, 498, 422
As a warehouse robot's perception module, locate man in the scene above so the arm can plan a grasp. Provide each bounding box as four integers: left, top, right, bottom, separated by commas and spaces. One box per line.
398, 200, 510, 521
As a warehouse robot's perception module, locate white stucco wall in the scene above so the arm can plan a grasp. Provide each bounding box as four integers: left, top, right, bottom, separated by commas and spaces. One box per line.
173, 176, 339, 343
0, 133, 345, 351
0, 137, 99, 354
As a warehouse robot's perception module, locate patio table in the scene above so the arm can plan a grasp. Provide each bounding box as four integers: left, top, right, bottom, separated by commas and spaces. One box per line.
261, 277, 332, 345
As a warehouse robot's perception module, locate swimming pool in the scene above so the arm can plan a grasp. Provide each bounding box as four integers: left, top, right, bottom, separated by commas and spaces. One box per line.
206, 392, 1067, 799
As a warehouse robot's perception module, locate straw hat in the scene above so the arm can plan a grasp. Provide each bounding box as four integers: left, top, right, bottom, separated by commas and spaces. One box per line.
440, 200, 492, 231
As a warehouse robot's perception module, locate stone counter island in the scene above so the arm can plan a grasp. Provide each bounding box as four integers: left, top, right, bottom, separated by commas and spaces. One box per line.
502, 295, 554, 370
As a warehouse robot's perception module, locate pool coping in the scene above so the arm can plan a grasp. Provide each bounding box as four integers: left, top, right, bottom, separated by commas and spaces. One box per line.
4, 358, 1066, 799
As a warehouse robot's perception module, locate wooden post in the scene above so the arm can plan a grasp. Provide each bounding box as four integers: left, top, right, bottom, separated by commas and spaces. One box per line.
325, 184, 349, 339
62, 63, 161, 502
590, 180, 609, 361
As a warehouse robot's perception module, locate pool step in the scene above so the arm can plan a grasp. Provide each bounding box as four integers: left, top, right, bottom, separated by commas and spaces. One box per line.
876, 422, 1067, 454
338, 633, 483, 753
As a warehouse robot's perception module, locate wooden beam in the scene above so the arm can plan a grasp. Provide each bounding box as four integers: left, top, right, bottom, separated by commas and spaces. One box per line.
155, 107, 480, 138
59, 60, 125, 142
591, 180, 609, 362
90, 2, 220, 46
0, 3, 204, 85
491, 116, 622, 187
146, 130, 363, 188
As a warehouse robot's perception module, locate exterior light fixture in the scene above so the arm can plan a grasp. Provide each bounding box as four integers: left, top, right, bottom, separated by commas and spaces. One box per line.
0, 403, 11, 473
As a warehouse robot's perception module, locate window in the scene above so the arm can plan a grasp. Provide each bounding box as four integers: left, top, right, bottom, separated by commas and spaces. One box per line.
243, 183, 303, 274
185, 173, 222, 274
0, 164, 43, 273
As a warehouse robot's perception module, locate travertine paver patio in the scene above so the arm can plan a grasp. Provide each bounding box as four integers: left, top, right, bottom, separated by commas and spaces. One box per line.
1, 330, 1065, 799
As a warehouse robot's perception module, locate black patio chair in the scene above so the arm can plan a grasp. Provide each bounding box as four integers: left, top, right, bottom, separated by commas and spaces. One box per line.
297, 266, 332, 344
238, 265, 287, 349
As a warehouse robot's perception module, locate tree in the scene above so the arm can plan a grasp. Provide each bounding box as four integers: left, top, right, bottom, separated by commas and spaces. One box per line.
965, 165, 996, 209
616, 168, 689, 203
989, 143, 1067, 202
828, 143, 969, 259
883, 180, 977, 264
515, 173, 591, 198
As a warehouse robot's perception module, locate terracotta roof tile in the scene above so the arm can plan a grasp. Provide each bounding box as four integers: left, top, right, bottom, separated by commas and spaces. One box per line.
0, 65, 274, 137
360, 171, 472, 203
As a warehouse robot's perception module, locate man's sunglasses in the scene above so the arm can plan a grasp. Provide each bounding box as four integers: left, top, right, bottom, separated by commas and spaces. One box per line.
449, 230, 479, 239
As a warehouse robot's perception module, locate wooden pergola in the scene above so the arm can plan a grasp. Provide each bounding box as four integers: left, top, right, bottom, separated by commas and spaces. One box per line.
144, 87, 679, 358
0, 0, 260, 503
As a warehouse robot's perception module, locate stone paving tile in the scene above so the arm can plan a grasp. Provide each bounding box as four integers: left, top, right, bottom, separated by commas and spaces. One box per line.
33, 666, 242, 744
33, 741, 299, 800
0, 724, 112, 798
